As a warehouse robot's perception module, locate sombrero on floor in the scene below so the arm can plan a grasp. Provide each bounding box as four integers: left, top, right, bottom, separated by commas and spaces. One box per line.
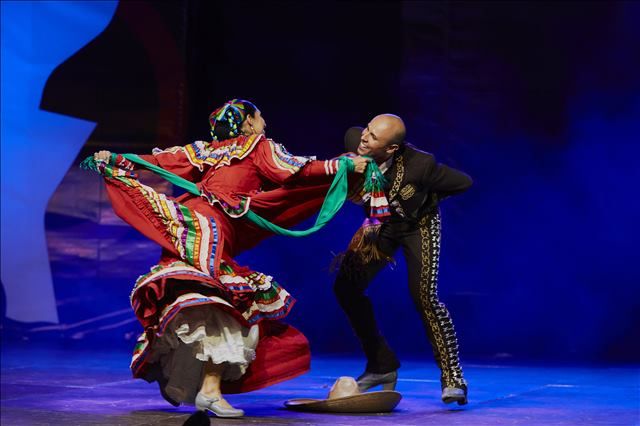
284, 376, 402, 413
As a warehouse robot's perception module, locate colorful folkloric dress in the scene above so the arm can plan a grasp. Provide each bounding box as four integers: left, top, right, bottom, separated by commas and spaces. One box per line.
93, 134, 343, 403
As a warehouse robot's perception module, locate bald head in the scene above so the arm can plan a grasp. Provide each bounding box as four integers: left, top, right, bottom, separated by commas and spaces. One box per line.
372, 114, 406, 147
357, 113, 406, 163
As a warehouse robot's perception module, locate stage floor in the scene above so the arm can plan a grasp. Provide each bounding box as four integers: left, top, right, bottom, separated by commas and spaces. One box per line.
1, 345, 638, 425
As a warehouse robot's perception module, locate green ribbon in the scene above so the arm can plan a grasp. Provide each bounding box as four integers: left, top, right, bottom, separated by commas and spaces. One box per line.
85, 153, 365, 237
244, 157, 354, 237
122, 154, 201, 195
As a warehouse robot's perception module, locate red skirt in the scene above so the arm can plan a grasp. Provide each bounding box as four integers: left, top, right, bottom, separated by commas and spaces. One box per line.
100, 165, 329, 396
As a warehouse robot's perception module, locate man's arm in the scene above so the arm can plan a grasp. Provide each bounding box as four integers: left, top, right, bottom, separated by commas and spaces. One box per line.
422, 155, 473, 197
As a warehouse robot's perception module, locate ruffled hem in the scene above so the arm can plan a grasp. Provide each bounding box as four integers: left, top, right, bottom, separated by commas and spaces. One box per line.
145, 295, 259, 403
172, 309, 258, 379
131, 261, 296, 330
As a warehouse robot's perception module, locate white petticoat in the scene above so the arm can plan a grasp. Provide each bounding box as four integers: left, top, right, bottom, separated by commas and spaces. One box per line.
148, 293, 259, 403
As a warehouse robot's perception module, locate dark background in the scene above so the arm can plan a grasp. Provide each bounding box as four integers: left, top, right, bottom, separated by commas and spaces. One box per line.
5, 0, 639, 364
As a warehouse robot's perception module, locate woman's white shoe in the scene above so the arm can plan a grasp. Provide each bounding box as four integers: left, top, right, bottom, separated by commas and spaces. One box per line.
195, 392, 244, 418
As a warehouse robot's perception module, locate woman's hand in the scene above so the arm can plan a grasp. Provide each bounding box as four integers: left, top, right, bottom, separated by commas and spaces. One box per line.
93, 150, 111, 162
351, 155, 371, 174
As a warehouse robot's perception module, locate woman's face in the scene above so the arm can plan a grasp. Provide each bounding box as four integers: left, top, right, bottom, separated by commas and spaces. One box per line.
245, 110, 266, 135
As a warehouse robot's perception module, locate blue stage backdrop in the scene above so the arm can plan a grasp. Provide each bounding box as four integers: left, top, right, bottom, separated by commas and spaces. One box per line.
1, 1, 638, 363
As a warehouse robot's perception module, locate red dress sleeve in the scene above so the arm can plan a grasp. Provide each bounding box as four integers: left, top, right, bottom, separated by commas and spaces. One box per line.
253, 138, 342, 185
135, 141, 211, 182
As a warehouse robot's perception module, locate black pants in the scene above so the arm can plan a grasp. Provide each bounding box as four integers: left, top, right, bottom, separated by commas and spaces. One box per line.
334, 211, 466, 388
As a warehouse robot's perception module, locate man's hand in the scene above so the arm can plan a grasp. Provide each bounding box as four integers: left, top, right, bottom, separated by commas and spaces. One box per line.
93, 150, 111, 162
351, 155, 370, 174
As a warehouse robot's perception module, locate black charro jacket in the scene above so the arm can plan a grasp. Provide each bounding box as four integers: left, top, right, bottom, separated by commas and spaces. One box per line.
344, 126, 472, 221
382, 143, 472, 221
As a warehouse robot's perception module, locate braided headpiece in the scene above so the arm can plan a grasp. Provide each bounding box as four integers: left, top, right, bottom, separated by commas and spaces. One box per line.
209, 99, 250, 140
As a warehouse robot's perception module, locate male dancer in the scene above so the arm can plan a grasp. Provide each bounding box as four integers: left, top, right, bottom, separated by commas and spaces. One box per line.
334, 114, 472, 405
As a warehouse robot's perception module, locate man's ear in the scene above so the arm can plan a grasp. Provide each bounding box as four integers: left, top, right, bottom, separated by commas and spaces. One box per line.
387, 144, 400, 155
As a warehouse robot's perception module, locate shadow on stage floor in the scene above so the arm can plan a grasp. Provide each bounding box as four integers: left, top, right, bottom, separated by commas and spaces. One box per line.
1, 343, 638, 425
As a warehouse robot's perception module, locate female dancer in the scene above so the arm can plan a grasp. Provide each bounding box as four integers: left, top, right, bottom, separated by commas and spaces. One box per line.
89, 99, 368, 417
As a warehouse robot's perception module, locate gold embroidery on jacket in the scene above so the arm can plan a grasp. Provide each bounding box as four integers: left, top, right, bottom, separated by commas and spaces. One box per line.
400, 184, 416, 200
388, 155, 404, 200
